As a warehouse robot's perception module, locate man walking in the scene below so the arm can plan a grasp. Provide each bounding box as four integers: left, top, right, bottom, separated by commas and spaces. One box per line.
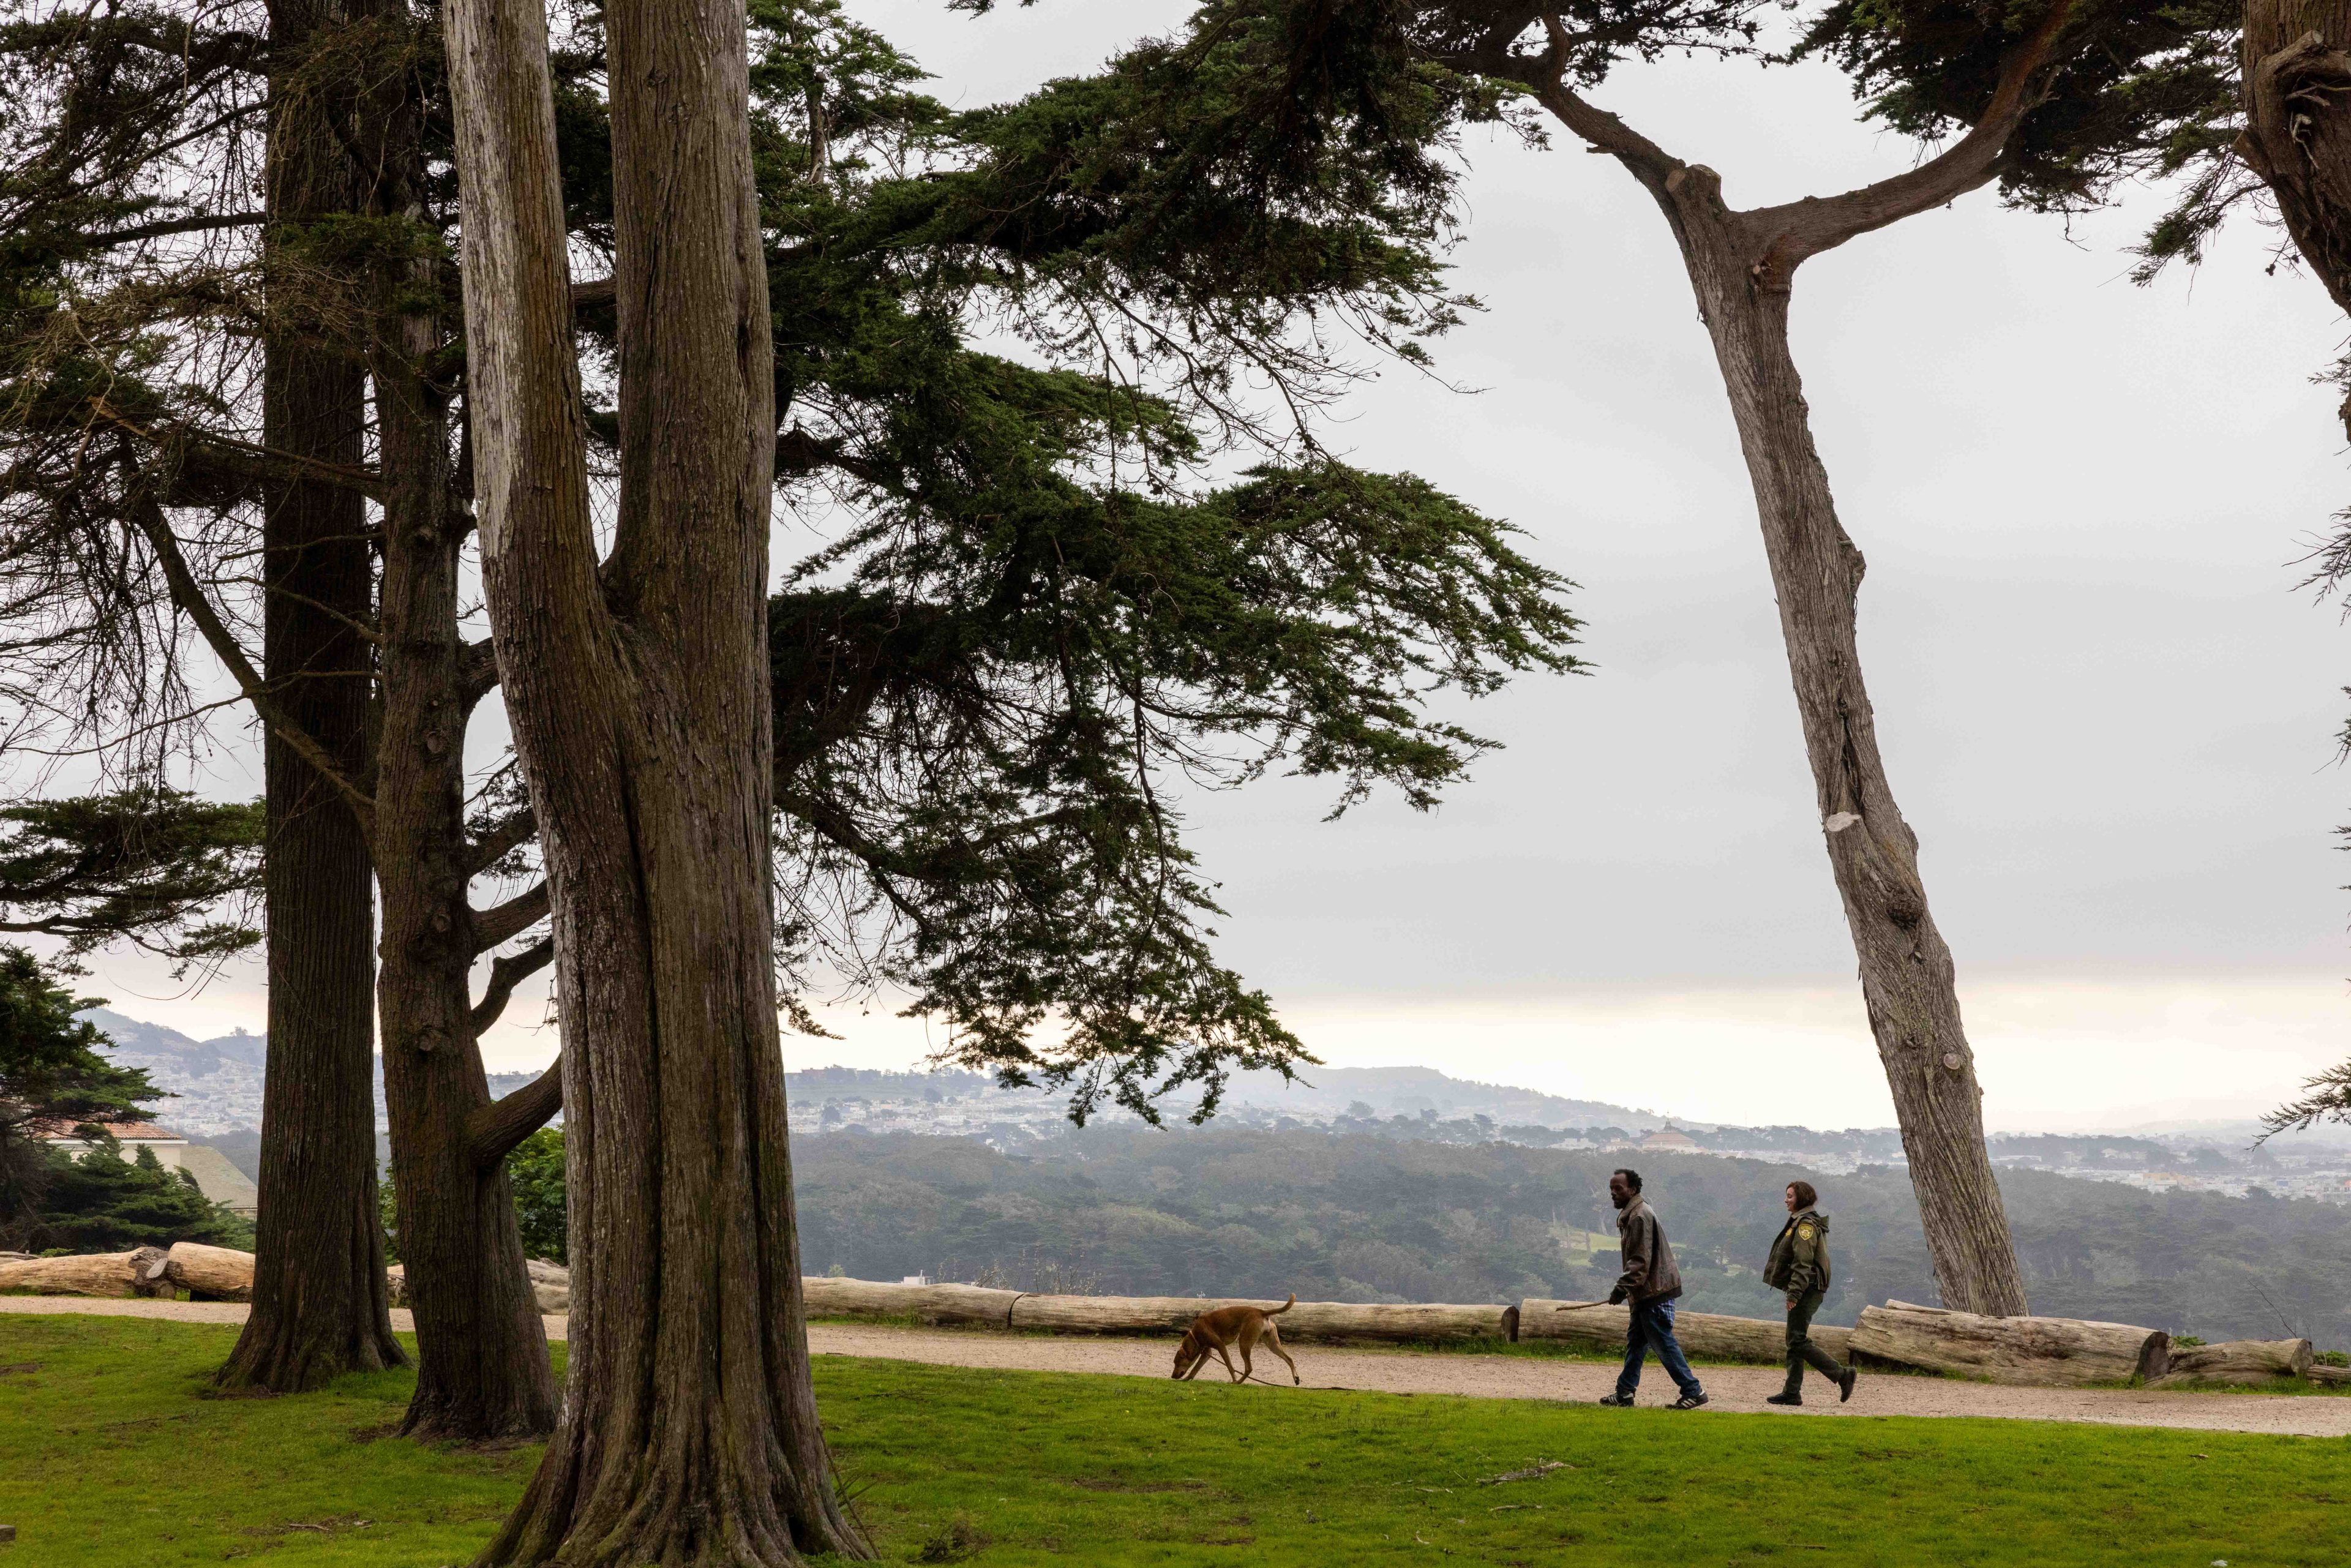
1599, 1168, 1706, 1409
1763, 1179, 1857, 1407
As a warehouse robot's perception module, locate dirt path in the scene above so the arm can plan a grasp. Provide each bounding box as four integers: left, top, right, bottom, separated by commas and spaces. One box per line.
10, 1297, 2347, 1438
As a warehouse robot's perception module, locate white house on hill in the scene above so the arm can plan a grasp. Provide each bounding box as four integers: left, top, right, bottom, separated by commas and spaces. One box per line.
39, 1120, 260, 1217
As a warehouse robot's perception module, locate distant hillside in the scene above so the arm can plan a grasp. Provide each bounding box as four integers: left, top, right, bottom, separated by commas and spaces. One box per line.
1213, 1064, 1663, 1131
793, 1127, 2351, 1348
79, 1008, 268, 1135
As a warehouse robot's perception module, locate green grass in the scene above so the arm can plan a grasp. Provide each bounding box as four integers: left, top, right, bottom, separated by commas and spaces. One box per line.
4, 1313, 2347, 1565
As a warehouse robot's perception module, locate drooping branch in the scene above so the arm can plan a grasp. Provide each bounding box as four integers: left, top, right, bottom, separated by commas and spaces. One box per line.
470, 880, 547, 954
466, 1050, 564, 1169
468, 935, 553, 1038
67, 211, 267, 252
125, 486, 378, 835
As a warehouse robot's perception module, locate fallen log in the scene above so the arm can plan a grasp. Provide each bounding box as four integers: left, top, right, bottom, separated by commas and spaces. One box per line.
1521, 1299, 1852, 1364
2148, 1338, 2313, 1389
1850, 1300, 2169, 1386
1008, 1294, 1516, 1343
1279, 1301, 1515, 1344
0, 1247, 165, 1298
149, 1242, 253, 1301
801, 1277, 1021, 1327
1010, 1294, 1230, 1335
381, 1259, 567, 1314
2306, 1360, 2351, 1387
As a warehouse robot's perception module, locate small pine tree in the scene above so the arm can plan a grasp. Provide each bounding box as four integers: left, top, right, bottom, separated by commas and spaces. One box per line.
0, 945, 168, 1247
28, 1135, 252, 1253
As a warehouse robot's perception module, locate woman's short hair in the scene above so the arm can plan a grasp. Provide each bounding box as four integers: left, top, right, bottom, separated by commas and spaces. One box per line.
1787, 1179, 1818, 1209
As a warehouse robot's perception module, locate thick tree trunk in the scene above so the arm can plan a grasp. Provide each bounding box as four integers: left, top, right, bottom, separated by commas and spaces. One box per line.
1650, 167, 2030, 1316
370, 210, 557, 1441
2243, 1, 2351, 318
220, 0, 403, 1388
355, 9, 557, 1439
2242, 1, 2351, 433
443, 0, 864, 1551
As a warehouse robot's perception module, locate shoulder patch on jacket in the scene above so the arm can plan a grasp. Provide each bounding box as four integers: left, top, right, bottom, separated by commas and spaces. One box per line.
1796, 1224, 1816, 1241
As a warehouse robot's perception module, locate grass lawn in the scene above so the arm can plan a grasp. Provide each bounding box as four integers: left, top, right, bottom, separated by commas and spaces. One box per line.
1, 1313, 2343, 1566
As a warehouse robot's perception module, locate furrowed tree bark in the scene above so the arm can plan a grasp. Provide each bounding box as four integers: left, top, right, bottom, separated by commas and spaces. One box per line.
366, 10, 557, 1438
219, 0, 404, 1390
2241, 1, 2351, 433
443, 0, 865, 1551
1501, 10, 2079, 1315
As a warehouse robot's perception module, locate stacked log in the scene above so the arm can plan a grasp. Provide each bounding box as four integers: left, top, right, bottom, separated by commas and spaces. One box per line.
1523, 1299, 1853, 1364
2148, 1338, 2313, 1389
146, 1243, 253, 1301
0, 1247, 166, 1297
801, 1277, 1021, 1327
1850, 1300, 2170, 1386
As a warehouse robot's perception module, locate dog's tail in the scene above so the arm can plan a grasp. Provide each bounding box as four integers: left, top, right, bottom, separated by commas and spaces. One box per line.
1269, 1293, 1296, 1315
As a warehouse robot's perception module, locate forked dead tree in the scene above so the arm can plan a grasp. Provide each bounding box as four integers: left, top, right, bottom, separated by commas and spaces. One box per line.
1452, 7, 2063, 1316
1405, 0, 2234, 1315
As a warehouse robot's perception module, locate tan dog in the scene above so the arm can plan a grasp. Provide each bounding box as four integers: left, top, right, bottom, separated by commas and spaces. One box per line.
1171, 1294, 1300, 1385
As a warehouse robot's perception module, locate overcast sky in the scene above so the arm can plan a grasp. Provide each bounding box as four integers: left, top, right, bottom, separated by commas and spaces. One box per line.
85, 2, 2351, 1133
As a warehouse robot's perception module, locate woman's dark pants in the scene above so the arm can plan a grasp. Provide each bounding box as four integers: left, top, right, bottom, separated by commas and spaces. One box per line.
1783, 1285, 1844, 1396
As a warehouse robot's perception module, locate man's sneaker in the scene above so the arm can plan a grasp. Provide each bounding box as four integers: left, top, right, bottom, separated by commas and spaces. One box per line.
1670, 1392, 1709, 1410
1596, 1392, 1635, 1408
1839, 1367, 1858, 1403
1764, 1392, 1802, 1407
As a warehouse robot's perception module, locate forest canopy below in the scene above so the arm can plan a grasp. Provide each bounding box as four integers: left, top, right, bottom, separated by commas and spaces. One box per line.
787, 1127, 2351, 1349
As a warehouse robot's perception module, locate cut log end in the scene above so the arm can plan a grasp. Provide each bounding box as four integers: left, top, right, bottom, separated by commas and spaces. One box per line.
2148, 1338, 2314, 1389
1854, 1302, 2169, 1387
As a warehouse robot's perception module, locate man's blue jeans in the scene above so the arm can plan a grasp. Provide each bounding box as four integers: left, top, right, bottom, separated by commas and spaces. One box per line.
1617, 1297, 1704, 1400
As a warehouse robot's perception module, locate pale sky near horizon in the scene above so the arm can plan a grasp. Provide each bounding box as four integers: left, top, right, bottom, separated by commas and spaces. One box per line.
62, 2, 2351, 1135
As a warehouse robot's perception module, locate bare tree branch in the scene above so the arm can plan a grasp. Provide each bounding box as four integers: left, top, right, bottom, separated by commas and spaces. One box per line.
125, 483, 378, 835
463, 808, 537, 876
69, 210, 266, 251
467, 934, 553, 1040
470, 879, 547, 955
1742, 0, 2080, 276
466, 1049, 563, 1168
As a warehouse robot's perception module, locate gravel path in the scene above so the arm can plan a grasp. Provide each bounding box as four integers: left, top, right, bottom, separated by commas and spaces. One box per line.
11, 1297, 2347, 1438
